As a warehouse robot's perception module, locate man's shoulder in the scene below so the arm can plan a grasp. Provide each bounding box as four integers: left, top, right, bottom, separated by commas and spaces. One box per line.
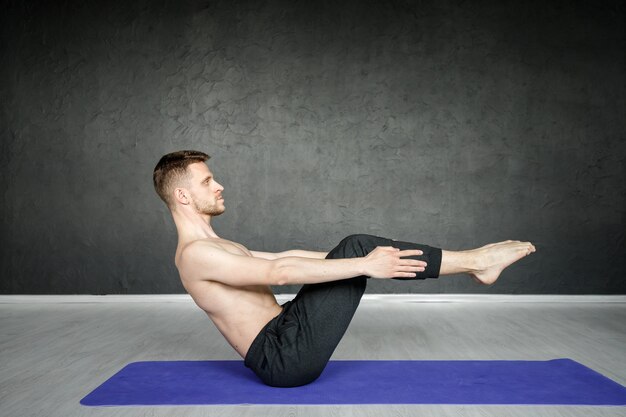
177, 237, 251, 267
176, 239, 223, 268
180, 238, 223, 253
175, 237, 274, 287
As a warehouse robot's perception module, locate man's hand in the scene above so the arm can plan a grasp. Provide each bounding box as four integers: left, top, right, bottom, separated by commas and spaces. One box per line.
362, 247, 427, 279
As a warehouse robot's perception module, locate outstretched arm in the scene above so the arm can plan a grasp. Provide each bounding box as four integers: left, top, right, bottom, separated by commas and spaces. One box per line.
180, 241, 426, 286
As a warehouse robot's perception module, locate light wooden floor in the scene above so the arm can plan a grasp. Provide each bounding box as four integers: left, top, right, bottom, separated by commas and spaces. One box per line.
1, 298, 625, 417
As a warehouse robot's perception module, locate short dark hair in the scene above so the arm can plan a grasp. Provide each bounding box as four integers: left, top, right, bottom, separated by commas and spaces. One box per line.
153, 150, 210, 209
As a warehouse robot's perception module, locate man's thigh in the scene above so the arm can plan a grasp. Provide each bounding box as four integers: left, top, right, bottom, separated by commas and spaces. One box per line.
285, 233, 441, 365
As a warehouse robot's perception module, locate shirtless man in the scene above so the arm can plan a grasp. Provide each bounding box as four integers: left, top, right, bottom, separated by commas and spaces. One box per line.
153, 150, 536, 387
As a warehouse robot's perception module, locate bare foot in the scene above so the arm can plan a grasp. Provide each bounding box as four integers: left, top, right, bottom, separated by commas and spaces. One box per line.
470, 241, 536, 285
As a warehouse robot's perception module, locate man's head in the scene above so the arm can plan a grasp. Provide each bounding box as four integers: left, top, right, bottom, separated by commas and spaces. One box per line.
153, 150, 225, 216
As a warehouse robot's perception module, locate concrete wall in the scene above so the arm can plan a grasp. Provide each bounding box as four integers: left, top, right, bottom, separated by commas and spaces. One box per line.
1, 0, 624, 294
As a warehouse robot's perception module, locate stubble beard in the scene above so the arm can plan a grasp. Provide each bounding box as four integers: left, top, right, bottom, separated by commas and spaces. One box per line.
191, 194, 224, 216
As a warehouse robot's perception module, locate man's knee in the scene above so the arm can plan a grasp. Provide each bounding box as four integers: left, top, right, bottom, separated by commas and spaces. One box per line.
342, 233, 381, 250
327, 234, 372, 259
339, 234, 375, 246
328, 234, 383, 259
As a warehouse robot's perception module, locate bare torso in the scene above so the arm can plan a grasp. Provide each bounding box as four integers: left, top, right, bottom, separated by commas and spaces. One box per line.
174, 238, 282, 358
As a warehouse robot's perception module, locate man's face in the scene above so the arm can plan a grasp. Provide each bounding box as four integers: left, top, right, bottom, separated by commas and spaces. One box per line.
185, 162, 225, 216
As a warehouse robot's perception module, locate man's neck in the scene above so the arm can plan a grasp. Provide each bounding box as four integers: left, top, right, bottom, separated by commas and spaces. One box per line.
172, 209, 220, 243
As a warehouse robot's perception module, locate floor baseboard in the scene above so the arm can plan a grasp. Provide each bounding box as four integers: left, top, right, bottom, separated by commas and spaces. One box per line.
0, 294, 624, 304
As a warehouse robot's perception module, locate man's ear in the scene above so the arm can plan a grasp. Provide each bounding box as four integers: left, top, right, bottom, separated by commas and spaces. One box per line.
174, 188, 190, 205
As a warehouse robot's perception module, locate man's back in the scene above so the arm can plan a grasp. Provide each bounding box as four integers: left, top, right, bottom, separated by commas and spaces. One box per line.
175, 238, 283, 358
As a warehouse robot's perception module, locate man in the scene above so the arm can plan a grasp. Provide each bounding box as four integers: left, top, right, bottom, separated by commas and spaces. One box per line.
153, 150, 536, 387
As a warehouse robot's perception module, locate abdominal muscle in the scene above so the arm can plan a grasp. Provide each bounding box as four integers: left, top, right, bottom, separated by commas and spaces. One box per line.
178, 239, 284, 358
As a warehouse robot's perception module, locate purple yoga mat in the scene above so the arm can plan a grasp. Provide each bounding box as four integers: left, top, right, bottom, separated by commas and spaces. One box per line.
80, 359, 626, 406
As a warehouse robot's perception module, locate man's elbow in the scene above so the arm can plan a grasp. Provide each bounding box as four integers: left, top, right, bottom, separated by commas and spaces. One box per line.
268, 259, 290, 286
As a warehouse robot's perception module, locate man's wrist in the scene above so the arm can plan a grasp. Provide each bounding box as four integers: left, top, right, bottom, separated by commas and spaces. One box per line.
354, 257, 367, 277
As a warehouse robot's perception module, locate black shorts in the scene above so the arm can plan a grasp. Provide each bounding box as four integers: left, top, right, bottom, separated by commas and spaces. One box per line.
244, 234, 442, 387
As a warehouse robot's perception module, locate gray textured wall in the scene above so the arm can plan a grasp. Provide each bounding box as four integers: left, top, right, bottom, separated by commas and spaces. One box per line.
1, 0, 624, 294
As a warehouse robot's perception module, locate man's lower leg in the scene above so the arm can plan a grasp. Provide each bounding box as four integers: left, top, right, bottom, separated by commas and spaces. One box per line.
440, 240, 536, 285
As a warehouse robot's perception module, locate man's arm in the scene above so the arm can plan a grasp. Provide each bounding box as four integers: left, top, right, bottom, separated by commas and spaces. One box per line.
181, 241, 425, 287
250, 250, 329, 260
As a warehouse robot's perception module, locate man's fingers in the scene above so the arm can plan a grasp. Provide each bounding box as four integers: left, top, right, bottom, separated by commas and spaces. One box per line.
407, 266, 426, 272
378, 246, 399, 251
395, 266, 426, 277
395, 272, 418, 278
398, 252, 427, 267
398, 249, 423, 256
